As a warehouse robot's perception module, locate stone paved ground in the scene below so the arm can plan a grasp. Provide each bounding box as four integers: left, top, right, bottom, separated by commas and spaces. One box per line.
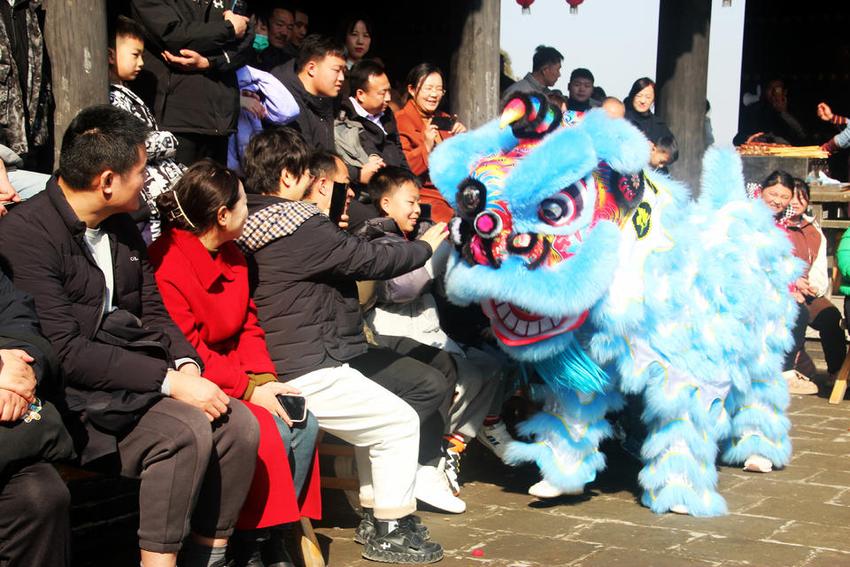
313, 388, 850, 567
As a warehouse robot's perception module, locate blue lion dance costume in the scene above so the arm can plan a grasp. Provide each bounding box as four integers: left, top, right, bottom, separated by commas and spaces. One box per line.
428, 94, 801, 517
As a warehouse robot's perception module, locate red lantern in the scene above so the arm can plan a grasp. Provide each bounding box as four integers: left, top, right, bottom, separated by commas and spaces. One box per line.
516, 0, 534, 15
566, 0, 584, 14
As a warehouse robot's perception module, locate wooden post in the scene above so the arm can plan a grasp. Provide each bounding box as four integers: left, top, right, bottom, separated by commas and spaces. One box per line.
449, 0, 500, 129
655, 0, 712, 191
44, 0, 109, 165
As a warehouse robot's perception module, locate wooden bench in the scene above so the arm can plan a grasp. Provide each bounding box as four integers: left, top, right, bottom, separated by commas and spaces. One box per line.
55, 463, 327, 567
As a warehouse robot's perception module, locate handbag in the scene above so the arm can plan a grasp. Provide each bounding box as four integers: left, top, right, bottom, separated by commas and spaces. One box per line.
0, 399, 75, 477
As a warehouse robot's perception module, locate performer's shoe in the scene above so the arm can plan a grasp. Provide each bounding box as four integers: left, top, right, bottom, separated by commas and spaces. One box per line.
478, 420, 513, 462
528, 479, 583, 499
743, 454, 773, 473
669, 505, 689, 515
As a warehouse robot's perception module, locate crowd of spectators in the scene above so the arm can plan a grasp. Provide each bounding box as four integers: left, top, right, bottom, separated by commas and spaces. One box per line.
0, 2, 848, 567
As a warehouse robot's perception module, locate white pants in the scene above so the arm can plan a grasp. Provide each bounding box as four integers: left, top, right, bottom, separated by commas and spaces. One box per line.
289, 364, 419, 519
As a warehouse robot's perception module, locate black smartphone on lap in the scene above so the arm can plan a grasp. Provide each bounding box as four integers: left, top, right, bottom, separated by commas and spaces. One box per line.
275, 394, 307, 423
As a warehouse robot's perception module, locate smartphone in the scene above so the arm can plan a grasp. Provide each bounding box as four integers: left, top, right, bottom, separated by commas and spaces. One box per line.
276, 394, 307, 423
419, 203, 432, 222
432, 115, 455, 131
329, 181, 349, 226
231, 0, 249, 15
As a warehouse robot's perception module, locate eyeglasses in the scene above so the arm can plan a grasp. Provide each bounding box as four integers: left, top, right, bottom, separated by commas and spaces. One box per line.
419, 86, 445, 96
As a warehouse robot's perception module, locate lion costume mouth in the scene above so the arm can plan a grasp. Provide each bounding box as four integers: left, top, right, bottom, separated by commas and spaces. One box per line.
481, 300, 588, 347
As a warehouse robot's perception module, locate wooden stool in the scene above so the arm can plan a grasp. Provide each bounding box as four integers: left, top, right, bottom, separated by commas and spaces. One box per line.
829, 349, 850, 404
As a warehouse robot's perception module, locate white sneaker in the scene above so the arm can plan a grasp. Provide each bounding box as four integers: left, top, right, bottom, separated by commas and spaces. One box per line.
743, 454, 773, 473
477, 421, 514, 462
415, 462, 466, 513
670, 504, 689, 515
444, 450, 461, 496
782, 370, 818, 395
527, 478, 583, 499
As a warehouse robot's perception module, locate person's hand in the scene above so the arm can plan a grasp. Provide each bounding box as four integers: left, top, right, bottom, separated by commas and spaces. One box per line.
419, 222, 449, 252
359, 155, 385, 184
817, 102, 834, 123
337, 212, 350, 230
795, 277, 817, 298
167, 370, 229, 421
241, 94, 267, 120
423, 122, 440, 152
0, 181, 21, 205
248, 381, 301, 426
745, 132, 765, 145
162, 49, 210, 72
450, 120, 467, 135
0, 389, 29, 422
0, 349, 36, 403
223, 10, 250, 39
177, 361, 201, 376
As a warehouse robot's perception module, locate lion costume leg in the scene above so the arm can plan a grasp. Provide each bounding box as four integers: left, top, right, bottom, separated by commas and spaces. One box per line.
721, 371, 792, 471
505, 386, 623, 496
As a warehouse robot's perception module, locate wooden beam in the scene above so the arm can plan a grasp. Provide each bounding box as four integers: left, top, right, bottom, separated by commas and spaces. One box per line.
655, 0, 712, 191
44, 0, 109, 165
449, 0, 500, 129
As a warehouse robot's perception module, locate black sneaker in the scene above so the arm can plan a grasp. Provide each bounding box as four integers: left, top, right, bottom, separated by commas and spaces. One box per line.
362, 519, 443, 564
355, 511, 430, 544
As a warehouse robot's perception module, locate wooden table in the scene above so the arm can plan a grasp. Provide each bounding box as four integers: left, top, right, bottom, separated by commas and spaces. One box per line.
809, 184, 850, 230
808, 185, 850, 403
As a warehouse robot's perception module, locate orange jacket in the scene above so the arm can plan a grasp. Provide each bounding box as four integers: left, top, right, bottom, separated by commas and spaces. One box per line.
396, 100, 456, 222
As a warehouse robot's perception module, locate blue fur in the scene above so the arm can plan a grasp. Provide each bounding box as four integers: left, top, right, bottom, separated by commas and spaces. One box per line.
534, 336, 609, 394
642, 484, 728, 517
430, 110, 799, 516
581, 110, 651, 173
430, 120, 518, 204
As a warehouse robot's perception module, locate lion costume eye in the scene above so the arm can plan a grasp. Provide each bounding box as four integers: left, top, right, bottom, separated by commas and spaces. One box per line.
538, 182, 584, 226
456, 179, 487, 218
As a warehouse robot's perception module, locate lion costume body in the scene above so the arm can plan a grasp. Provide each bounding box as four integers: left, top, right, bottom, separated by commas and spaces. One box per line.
429, 95, 800, 516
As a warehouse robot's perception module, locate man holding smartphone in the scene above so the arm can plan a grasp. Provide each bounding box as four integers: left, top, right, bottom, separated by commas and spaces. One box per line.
239, 129, 449, 563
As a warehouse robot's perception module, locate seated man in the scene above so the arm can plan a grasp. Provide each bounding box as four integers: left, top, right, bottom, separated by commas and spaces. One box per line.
336, 59, 410, 189
0, 105, 260, 567
297, 151, 463, 514
237, 128, 451, 563
0, 271, 75, 567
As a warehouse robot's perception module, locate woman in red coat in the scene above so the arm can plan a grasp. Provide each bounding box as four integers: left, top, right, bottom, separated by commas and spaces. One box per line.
396, 63, 467, 223
148, 160, 321, 565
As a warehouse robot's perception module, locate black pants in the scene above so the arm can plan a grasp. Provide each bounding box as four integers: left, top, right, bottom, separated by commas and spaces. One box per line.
0, 462, 70, 567
785, 302, 810, 372
175, 133, 230, 167
117, 398, 259, 553
349, 336, 457, 466
808, 301, 846, 374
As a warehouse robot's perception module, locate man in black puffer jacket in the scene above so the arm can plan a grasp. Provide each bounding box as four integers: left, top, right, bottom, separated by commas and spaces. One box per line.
0, 106, 259, 567
271, 34, 344, 154
238, 128, 464, 563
